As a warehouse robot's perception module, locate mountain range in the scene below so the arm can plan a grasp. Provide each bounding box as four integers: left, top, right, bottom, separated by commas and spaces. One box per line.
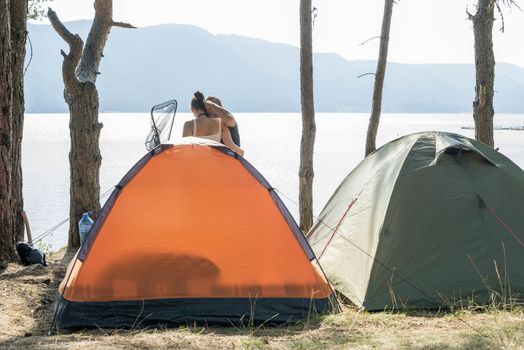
25, 21, 524, 113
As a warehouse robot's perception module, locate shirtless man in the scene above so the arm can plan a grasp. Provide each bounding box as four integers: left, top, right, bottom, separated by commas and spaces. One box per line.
205, 96, 241, 148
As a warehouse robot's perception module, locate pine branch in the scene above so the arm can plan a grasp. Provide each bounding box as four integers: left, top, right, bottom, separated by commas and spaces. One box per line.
112, 21, 137, 29
47, 7, 83, 89
357, 73, 376, 79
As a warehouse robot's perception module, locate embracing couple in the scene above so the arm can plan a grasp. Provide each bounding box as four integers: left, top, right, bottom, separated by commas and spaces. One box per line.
183, 91, 244, 156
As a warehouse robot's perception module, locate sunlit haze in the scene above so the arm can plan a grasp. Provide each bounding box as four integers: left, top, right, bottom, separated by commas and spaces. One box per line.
42, 0, 524, 67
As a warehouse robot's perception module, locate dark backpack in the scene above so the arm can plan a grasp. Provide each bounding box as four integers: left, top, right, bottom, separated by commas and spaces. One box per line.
16, 242, 47, 267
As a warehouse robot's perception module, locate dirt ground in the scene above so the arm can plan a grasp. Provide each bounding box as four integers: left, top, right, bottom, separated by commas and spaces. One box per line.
0, 250, 522, 350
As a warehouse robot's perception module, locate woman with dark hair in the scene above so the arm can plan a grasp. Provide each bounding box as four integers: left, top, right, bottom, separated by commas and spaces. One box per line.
183, 91, 244, 156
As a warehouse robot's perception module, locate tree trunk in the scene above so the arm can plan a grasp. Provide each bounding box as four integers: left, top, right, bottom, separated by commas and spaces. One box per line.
299, 0, 316, 232
48, 8, 104, 249
0, 0, 17, 262
471, 0, 495, 147
365, 0, 394, 156
9, 0, 27, 243
67, 85, 102, 248
49, 2, 132, 249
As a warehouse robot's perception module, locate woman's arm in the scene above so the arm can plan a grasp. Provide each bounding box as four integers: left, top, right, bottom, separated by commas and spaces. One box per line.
205, 100, 236, 127
221, 124, 244, 156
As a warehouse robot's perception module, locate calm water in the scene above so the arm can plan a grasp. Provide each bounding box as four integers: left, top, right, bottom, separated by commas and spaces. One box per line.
23, 113, 524, 250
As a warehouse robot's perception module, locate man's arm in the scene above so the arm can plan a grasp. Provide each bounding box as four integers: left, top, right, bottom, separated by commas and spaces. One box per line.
221, 125, 244, 156
205, 100, 236, 127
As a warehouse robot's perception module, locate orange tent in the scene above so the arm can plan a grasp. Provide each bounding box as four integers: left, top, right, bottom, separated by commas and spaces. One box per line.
53, 139, 335, 329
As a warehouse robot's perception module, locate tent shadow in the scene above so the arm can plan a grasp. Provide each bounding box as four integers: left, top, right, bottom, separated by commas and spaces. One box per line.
77, 252, 222, 299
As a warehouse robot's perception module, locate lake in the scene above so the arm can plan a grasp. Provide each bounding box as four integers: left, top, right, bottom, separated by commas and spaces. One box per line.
22, 113, 524, 250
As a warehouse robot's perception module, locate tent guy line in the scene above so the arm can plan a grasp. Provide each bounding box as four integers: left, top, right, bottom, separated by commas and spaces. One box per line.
318, 192, 361, 260
29, 186, 116, 245
486, 207, 524, 248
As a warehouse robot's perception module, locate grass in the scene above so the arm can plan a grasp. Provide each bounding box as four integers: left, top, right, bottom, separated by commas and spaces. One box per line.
0, 250, 522, 350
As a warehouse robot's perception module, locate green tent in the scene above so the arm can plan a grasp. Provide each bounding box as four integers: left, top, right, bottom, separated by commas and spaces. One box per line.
308, 131, 524, 310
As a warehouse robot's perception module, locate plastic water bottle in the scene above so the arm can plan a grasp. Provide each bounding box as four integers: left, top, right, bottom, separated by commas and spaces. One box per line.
78, 212, 94, 246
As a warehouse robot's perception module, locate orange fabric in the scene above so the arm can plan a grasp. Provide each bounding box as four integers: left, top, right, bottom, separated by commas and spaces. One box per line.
64, 145, 331, 302
59, 252, 81, 293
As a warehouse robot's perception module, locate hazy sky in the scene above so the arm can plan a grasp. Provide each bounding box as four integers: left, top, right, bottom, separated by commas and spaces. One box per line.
45, 0, 524, 67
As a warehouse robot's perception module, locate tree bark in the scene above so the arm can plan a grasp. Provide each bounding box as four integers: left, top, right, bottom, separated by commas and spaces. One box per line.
0, 0, 17, 262
9, 0, 27, 243
67, 86, 102, 248
365, 0, 394, 156
299, 0, 316, 232
48, 7, 106, 249
471, 0, 495, 147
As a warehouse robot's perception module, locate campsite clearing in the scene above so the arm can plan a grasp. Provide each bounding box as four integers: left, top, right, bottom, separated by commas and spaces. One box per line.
0, 249, 522, 349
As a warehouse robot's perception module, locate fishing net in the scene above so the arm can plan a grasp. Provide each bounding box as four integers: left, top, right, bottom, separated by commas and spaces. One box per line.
145, 99, 178, 151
